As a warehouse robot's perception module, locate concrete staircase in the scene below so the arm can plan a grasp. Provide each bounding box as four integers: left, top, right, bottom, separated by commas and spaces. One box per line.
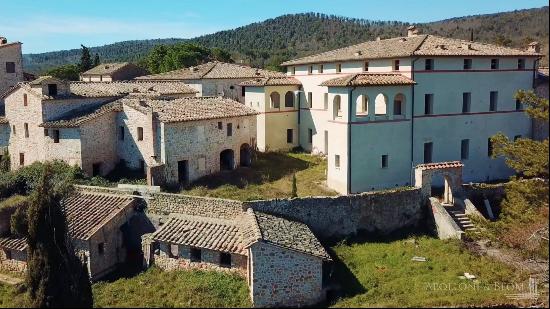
443, 204, 478, 233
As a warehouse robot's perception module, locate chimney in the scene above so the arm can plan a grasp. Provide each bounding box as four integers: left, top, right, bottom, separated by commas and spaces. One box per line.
407, 25, 419, 37
528, 41, 540, 53
0, 37, 7, 45
461, 42, 472, 50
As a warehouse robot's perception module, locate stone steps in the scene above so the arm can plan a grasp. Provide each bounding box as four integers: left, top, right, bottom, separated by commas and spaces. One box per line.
445, 205, 479, 234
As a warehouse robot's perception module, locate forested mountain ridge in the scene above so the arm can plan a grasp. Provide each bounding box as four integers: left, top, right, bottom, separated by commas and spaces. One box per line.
23, 6, 549, 73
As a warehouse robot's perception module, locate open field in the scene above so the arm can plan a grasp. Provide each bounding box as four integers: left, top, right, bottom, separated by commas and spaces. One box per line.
180, 151, 337, 201
329, 236, 540, 308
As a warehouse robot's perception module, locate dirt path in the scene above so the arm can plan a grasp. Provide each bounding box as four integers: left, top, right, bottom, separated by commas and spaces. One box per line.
0, 273, 23, 285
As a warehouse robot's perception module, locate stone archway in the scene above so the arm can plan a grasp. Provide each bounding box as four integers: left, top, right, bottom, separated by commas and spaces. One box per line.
414, 161, 464, 204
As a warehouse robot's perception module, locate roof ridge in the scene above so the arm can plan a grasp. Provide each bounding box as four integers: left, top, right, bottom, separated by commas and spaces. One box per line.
199, 62, 218, 78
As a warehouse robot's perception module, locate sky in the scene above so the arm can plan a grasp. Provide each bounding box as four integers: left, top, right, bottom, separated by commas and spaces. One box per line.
1, 0, 547, 54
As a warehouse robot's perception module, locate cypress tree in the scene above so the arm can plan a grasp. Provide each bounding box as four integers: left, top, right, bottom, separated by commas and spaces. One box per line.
26, 164, 93, 308
93, 53, 100, 67
291, 173, 298, 198
79, 45, 92, 72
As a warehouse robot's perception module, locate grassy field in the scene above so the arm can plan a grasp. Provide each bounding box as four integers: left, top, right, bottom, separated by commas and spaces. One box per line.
0, 267, 251, 308
180, 151, 337, 200
329, 236, 536, 308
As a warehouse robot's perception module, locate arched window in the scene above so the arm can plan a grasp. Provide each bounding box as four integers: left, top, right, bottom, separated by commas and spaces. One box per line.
333, 95, 342, 118
284, 91, 294, 108
356, 95, 368, 116
270, 92, 280, 108
393, 93, 405, 116
375, 93, 387, 116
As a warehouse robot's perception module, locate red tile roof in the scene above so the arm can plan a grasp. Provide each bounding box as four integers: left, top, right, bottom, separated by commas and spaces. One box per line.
416, 161, 464, 170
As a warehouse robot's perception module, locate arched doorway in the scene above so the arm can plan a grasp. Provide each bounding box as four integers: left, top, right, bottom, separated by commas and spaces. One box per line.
414, 161, 464, 204
240, 144, 252, 167
220, 149, 235, 170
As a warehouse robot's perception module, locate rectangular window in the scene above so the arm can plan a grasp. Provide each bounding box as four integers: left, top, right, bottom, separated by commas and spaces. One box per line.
24, 123, 29, 138
44, 128, 48, 137
335, 155, 340, 168
381, 155, 388, 168
308, 65, 313, 75
424, 94, 434, 115
98, 243, 105, 255
218, 121, 223, 130
517, 58, 525, 70
19, 153, 24, 166
190, 248, 202, 262
12, 125, 16, 135
119, 126, 125, 140
308, 128, 313, 143
463, 59, 472, 70
319, 64, 324, 73
490, 58, 499, 70
461, 139, 469, 160
137, 127, 144, 140
490, 91, 498, 111
364, 61, 369, 71
462, 92, 471, 113
48, 84, 58, 96
287, 129, 293, 143
220, 253, 231, 268
488, 138, 493, 157
425, 59, 434, 70
5, 62, 15, 73
23, 94, 28, 106
307, 92, 313, 108
227, 123, 233, 136
53, 130, 60, 143
394, 59, 400, 71
424, 142, 433, 164
515, 99, 522, 111
336, 63, 342, 73
241, 86, 246, 97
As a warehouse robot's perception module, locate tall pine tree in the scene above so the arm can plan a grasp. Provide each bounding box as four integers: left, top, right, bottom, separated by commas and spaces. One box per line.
78, 45, 93, 73
26, 164, 93, 308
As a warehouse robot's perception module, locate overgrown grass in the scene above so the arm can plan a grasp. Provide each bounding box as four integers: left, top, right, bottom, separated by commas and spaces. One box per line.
180, 151, 337, 200
0, 284, 28, 308
93, 267, 251, 308
329, 237, 535, 308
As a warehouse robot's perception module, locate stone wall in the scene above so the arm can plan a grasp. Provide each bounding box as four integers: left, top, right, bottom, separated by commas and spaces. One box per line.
147, 192, 245, 220
0, 248, 27, 273
81, 111, 118, 176
249, 241, 323, 308
154, 243, 247, 278
246, 187, 425, 240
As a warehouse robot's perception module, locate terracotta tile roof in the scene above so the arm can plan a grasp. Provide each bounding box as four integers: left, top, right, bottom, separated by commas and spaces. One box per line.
320, 73, 416, 87
416, 161, 464, 170
281, 34, 541, 66
81, 62, 133, 76
122, 96, 258, 123
29, 76, 65, 86
136, 61, 286, 80
69, 81, 198, 97
152, 213, 248, 255
40, 101, 123, 128
239, 77, 302, 87
62, 191, 135, 241
0, 236, 27, 251
252, 211, 331, 260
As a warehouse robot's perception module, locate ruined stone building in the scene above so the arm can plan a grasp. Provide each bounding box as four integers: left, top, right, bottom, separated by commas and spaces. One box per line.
136, 61, 286, 103
146, 205, 330, 307
241, 26, 544, 194
80, 62, 148, 82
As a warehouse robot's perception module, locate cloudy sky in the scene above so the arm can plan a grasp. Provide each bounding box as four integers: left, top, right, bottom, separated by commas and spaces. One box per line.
1, 0, 547, 54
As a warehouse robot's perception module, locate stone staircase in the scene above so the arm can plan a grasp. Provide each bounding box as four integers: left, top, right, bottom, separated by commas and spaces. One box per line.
443, 203, 478, 233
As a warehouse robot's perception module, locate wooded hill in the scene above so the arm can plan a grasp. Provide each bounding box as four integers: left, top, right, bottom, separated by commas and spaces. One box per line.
23, 6, 549, 73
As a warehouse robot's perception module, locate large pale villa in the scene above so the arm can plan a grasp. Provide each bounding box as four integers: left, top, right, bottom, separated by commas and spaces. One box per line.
242, 26, 543, 194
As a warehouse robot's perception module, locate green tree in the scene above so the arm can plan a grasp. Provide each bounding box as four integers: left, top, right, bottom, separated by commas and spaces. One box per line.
26, 164, 93, 308
0, 149, 10, 173
79, 44, 93, 72
291, 173, 298, 198
211, 48, 233, 63
93, 53, 100, 67
45, 64, 80, 81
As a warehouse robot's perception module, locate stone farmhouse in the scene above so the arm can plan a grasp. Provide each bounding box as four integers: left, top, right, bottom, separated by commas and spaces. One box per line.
0, 37, 23, 99
0, 190, 138, 281
241, 26, 544, 194
80, 62, 148, 82
136, 61, 287, 103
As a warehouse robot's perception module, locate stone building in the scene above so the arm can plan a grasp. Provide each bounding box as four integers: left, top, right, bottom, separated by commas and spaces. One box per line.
136, 61, 286, 103
80, 62, 148, 82
242, 26, 544, 194
0, 190, 139, 280
147, 207, 331, 307
1, 77, 197, 175
0, 36, 23, 99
